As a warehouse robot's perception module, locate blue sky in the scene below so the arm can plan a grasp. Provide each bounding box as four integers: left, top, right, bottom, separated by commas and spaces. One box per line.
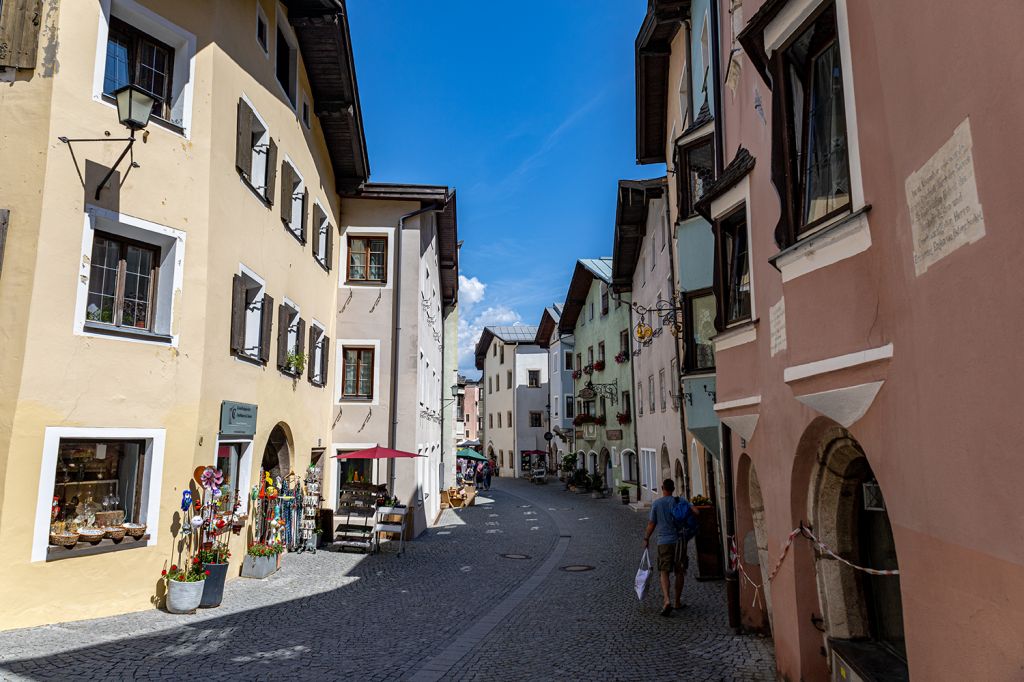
348, 1, 664, 376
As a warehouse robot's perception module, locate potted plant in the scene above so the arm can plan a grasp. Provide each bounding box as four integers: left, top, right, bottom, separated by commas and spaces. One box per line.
688, 495, 724, 580
614, 350, 629, 364
583, 364, 594, 376
163, 558, 208, 614
572, 468, 591, 494
198, 543, 231, 608
241, 542, 284, 579
615, 411, 631, 425
590, 473, 605, 499
617, 484, 631, 505
286, 351, 307, 376
571, 369, 582, 380
592, 360, 606, 371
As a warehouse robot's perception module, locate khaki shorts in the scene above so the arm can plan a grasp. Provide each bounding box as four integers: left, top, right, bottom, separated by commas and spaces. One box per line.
656, 539, 689, 573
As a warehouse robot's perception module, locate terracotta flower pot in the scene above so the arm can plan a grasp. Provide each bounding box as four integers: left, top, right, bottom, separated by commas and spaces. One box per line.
166, 578, 204, 614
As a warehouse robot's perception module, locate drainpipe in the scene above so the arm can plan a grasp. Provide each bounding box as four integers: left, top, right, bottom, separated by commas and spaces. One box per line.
624, 292, 641, 500
707, 0, 739, 630
388, 200, 446, 493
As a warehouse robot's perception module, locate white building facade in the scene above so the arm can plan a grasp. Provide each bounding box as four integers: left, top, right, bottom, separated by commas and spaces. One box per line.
536, 305, 574, 467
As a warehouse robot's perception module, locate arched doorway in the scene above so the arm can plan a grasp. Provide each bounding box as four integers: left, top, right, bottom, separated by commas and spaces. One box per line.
600, 448, 612, 489
621, 448, 637, 483
810, 432, 905, 663
748, 462, 773, 630
588, 451, 598, 475
261, 424, 291, 482
576, 450, 586, 470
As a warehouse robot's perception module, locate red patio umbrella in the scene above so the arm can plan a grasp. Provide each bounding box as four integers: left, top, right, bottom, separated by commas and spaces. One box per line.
334, 446, 422, 459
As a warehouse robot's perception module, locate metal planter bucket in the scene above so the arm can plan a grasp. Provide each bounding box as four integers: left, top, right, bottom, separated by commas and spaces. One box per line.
166, 578, 204, 614
200, 563, 229, 607
240, 554, 278, 579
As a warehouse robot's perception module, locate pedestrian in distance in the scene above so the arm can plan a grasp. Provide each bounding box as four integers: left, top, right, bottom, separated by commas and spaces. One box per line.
642, 478, 695, 616
475, 461, 484, 488
483, 460, 492, 491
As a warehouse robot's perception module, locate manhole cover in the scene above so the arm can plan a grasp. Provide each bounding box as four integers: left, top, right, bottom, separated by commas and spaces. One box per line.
560, 565, 595, 572
501, 553, 531, 560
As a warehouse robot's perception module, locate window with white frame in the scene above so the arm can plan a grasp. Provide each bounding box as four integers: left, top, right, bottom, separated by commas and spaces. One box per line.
308, 322, 328, 387
648, 375, 655, 413
313, 203, 333, 270
235, 97, 277, 203
275, 11, 297, 107
276, 300, 303, 376
565, 395, 575, 419
230, 267, 271, 364
659, 369, 667, 412
95, 1, 196, 135
637, 381, 644, 416
78, 207, 185, 344
279, 159, 306, 242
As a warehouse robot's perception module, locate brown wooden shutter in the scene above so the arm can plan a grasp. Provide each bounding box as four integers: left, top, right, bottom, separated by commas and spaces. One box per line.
320, 337, 329, 387
296, 318, 306, 373
279, 161, 293, 223
264, 138, 278, 203
276, 304, 289, 370
0, 0, 44, 69
307, 327, 317, 384
259, 293, 274, 364
0, 209, 8, 280
324, 220, 333, 271
230, 274, 246, 355
300, 189, 308, 244
235, 98, 254, 179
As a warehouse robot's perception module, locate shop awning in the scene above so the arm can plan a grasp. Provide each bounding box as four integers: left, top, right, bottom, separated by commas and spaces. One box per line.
458, 449, 488, 462
335, 446, 421, 459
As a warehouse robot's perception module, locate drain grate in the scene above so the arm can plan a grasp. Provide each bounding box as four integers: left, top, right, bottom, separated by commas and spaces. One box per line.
560, 564, 595, 572
501, 553, 531, 560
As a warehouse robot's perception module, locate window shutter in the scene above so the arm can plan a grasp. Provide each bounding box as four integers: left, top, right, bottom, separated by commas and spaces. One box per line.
264, 138, 278, 204
230, 274, 246, 355
307, 328, 317, 384
276, 304, 289, 370
235, 98, 254, 179
324, 220, 333, 271
259, 293, 274, 364
0, 208, 8, 280
300, 189, 308, 244
279, 162, 293, 223
0, 0, 44, 69
296, 317, 306, 365
320, 337, 329, 387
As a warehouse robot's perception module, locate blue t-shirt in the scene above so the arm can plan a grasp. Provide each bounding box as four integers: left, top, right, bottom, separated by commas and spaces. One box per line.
649, 496, 681, 545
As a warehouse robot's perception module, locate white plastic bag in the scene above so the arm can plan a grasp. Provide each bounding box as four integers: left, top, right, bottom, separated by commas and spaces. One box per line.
635, 549, 652, 600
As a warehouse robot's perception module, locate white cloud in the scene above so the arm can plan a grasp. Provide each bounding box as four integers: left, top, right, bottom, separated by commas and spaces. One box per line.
458, 304, 524, 376
458, 275, 486, 308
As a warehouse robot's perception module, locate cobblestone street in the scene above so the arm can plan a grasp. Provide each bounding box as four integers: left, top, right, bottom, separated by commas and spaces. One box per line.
0, 478, 774, 681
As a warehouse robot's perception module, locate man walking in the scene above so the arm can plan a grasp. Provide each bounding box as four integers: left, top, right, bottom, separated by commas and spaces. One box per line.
483, 460, 492, 491
642, 478, 692, 616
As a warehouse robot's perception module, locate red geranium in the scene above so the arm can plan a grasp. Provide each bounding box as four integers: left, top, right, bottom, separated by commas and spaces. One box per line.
192, 557, 200, 564
204, 570, 211, 576
161, 569, 167, 576
170, 564, 177, 571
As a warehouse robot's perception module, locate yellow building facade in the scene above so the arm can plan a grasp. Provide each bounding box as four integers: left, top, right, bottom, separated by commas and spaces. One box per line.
0, 0, 371, 629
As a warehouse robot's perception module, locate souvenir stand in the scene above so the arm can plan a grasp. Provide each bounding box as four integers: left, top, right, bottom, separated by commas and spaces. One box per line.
334, 481, 385, 553
299, 467, 322, 553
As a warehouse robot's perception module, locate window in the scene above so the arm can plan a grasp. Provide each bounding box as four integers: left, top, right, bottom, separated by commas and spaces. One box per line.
216, 443, 244, 513
782, 5, 850, 235
700, 13, 711, 91
495, 374, 499, 392
275, 23, 297, 106
487, 377, 492, 394
301, 95, 311, 129
598, 342, 605, 364
650, 237, 656, 270
500, 345, 505, 364
86, 232, 158, 332
230, 268, 272, 364
493, 344, 497, 357
599, 397, 607, 421
575, 353, 582, 372
279, 160, 306, 243
601, 285, 609, 315
621, 391, 632, 420
659, 369, 667, 412
620, 330, 628, 355
564, 352, 573, 371
587, 347, 594, 367
103, 18, 174, 121
347, 236, 386, 283
685, 290, 717, 371
48, 438, 148, 551
308, 322, 328, 387
312, 204, 333, 270
275, 302, 304, 376
507, 411, 512, 427
648, 376, 655, 413
718, 208, 751, 325
589, 302, 594, 321
256, 4, 269, 54
341, 347, 374, 400
529, 412, 542, 428
235, 98, 277, 203
489, 414, 493, 428
565, 395, 575, 419
507, 370, 513, 389
528, 370, 540, 388
676, 138, 716, 219
640, 255, 646, 286
497, 413, 502, 428
637, 381, 644, 416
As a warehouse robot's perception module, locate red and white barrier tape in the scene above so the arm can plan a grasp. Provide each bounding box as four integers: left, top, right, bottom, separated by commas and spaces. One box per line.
730, 524, 899, 602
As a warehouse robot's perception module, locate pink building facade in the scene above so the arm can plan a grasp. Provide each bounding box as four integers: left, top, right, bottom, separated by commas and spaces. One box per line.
688, 0, 1024, 679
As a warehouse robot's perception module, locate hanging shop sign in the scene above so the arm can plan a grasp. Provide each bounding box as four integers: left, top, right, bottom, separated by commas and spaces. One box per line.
220, 401, 258, 436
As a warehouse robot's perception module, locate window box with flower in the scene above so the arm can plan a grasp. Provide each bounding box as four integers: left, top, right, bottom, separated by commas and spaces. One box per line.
241, 542, 284, 579
614, 351, 629, 365
592, 360, 606, 372
583, 364, 594, 376
572, 369, 583, 380
615, 411, 632, 425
